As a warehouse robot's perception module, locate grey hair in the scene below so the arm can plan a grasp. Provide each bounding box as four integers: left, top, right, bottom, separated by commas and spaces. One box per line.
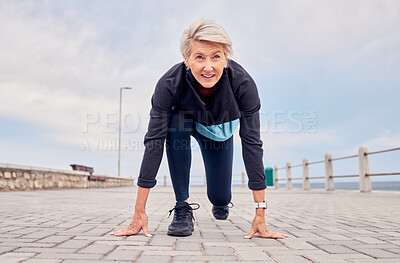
180, 18, 232, 62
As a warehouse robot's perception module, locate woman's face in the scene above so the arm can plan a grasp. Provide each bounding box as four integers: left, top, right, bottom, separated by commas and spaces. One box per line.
185, 40, 227, 89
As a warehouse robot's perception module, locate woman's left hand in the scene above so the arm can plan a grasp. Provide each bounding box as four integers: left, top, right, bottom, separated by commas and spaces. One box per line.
245, 213, 288, 239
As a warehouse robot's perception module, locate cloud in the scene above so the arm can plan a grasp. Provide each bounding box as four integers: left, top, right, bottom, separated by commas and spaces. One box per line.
363, 132, 400, 151
0, 2, 160, 149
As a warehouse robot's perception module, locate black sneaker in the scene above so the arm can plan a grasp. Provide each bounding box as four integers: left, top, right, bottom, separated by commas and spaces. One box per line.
212, 202, 233, 220
167, 202, 200, 236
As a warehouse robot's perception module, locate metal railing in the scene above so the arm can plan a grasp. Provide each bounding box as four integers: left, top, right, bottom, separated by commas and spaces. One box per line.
273, 146, 400, 192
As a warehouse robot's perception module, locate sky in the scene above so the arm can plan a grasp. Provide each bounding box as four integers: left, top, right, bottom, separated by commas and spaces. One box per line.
0, 0, 399, 185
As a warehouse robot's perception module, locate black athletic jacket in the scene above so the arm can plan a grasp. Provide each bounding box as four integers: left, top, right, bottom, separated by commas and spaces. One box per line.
137, 60, 266, 190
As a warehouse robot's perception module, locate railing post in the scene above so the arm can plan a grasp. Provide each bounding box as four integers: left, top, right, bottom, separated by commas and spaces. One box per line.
163, 175, 167, 187
359, 145, 371, 192
302, 158, 310, 190
241, 171, 245, 187
325, 153, 334, 191
286, 162, 292, 190
273, 165, 279, 189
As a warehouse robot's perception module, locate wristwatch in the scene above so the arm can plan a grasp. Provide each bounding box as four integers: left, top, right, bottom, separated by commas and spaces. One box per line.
254, 201, 267, 209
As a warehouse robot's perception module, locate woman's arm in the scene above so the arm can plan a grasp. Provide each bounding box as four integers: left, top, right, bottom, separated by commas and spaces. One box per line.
110, 187, 152, 237
231, 67, 286, 238
111, 64, 184, 237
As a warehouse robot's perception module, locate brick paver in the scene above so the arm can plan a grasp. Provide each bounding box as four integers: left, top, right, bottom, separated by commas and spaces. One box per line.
0, 187, 399, 262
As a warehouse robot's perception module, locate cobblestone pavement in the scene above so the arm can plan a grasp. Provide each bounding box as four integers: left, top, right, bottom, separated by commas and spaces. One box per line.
0, 186, 399, 262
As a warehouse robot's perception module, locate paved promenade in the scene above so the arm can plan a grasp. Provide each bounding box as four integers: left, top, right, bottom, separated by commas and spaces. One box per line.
0, 186, 399, 263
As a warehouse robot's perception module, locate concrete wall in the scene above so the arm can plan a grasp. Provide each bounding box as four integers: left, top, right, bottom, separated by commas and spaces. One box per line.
0, 165, 133, 191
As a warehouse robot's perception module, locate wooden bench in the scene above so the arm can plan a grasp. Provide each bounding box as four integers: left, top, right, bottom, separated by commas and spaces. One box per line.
70, 164, 94, 175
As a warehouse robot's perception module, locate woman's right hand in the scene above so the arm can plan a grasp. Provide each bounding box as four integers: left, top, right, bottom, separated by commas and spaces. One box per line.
110, 210, 152, 237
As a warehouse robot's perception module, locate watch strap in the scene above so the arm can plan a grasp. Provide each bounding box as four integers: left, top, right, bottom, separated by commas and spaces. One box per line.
254, 201, 267, 209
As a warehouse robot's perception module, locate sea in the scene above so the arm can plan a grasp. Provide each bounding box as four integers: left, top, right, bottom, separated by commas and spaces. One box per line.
186, 178, 400, 191
288, 181, 400, 191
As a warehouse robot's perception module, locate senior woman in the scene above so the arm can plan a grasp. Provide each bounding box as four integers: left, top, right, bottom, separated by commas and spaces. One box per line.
111, 19, 287, 239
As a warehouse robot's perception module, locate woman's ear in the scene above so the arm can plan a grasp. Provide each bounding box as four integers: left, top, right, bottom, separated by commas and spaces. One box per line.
224, 57, 229, 68
184, 56, 190, 69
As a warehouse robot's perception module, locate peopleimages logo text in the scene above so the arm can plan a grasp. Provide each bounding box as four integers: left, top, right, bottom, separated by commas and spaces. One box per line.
81, 110, 317, 134
80, 110, 318, 151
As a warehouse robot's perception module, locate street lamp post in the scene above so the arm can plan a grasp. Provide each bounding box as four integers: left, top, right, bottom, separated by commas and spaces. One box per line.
118, 87, 131, 177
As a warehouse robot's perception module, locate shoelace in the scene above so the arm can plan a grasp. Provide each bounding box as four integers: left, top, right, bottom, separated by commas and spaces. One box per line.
168, 203, 200, 219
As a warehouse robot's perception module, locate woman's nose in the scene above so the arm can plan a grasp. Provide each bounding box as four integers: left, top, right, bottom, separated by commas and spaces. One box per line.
203, 59, 213, 71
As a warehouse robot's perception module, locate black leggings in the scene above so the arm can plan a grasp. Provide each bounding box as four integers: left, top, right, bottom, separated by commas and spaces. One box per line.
166, 110, 233, 206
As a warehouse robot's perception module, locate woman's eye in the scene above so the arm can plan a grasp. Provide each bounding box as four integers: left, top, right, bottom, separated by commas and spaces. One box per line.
213, 55, 220, 59
195, 56, 203, 60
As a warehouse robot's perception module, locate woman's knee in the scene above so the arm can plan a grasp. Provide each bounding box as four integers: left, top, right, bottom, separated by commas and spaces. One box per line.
207, 190, 231, 206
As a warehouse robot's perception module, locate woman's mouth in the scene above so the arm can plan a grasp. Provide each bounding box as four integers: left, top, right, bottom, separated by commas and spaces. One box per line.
201, 74, 215, 79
